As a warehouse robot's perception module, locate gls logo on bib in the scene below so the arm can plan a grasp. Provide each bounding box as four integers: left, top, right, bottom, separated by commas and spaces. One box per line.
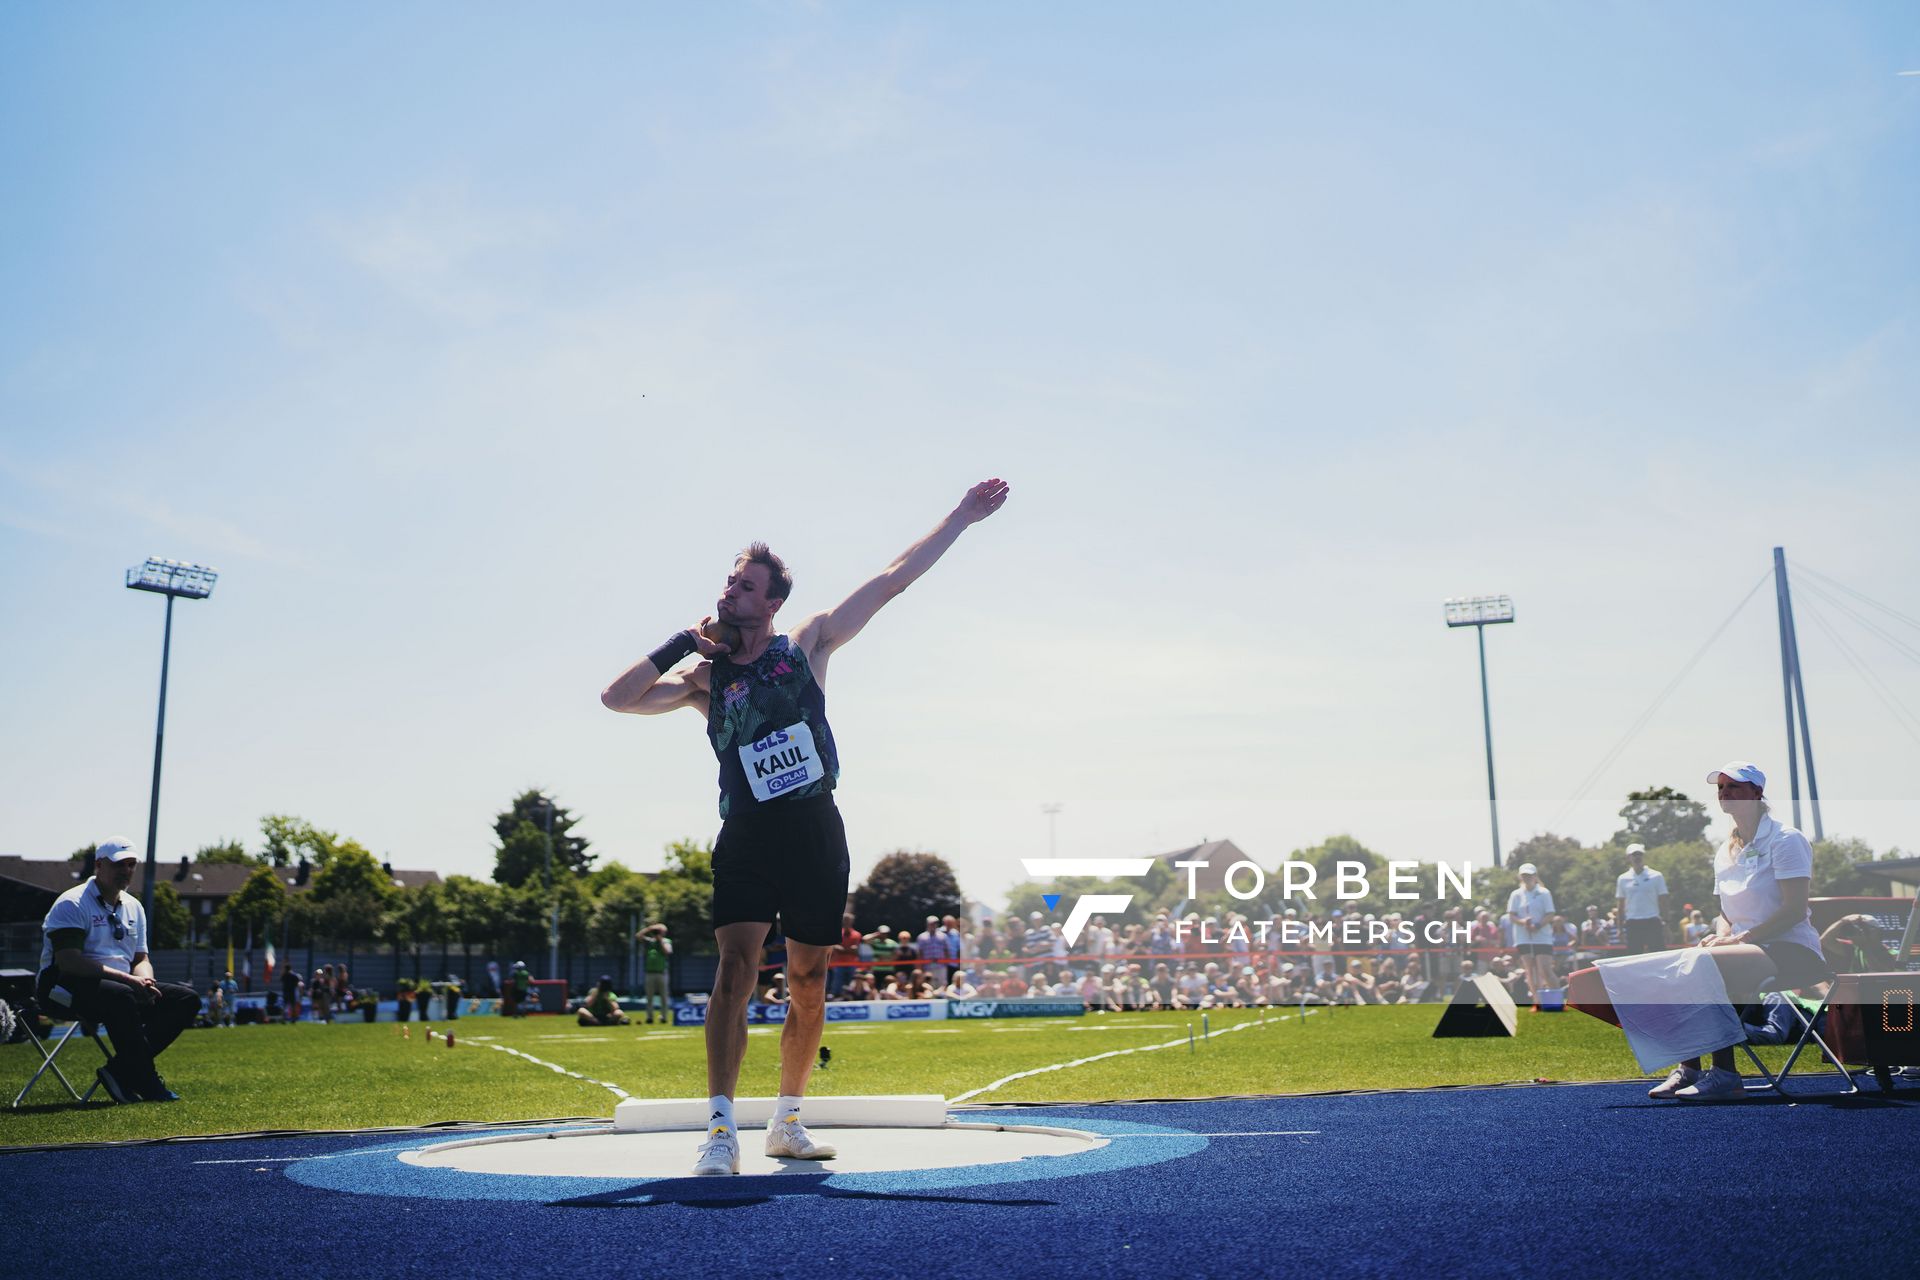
738, 721, 820, 802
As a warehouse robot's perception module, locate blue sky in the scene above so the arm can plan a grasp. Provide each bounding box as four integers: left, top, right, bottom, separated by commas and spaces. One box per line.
3, 4, 1917, 905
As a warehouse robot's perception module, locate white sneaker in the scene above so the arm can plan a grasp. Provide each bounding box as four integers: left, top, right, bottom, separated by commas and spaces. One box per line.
691, 1127, 740, 1176
1673, 1067, 1745, 1102
1648, 1066, 1700, 1099
764, 1115, 838, 1160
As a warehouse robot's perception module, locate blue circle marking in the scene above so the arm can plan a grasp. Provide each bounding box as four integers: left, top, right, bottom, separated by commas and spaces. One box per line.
285, 1114, 1206, 1203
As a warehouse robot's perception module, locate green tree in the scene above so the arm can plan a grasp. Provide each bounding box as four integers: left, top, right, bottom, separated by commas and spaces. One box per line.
589, 864, 655, 956
1503, 834, 1587, 908
260, 815, 343, 869
405, 882, 448, 955
1812, 837, 1885, 899
193, 839, 260, 868
308, 842, 395, 950
850, 852, 963, 933
67, 843, 99, 871
310, 843, 396, 903
494, 820, 555, 890
439, 875, 504, 983
493, 791, 592, 884
210, 866, 290, 945
150, 881, 191, 949
645, 839, 715, 943
1270, 834, 1390, 912
1648, 840, 1717, 923
496, 882, 554, 961
441, 875, 502, 947
313, 893, 382, 951
1611, 787, 1711, 849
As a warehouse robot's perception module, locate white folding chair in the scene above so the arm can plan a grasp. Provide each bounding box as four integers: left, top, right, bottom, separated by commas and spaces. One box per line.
11, 999, 112, 1108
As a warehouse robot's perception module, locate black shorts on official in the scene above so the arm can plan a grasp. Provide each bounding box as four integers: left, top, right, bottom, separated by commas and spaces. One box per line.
711, 792, 850, 947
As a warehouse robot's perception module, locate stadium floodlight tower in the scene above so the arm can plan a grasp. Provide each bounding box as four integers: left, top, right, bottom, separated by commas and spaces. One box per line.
531, 795, 561, 981
1443, 594, 1514, 871
125, 557, 219, 920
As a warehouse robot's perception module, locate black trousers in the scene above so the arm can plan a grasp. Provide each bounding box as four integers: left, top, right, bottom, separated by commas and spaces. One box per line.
1624, 918, 1666, 955
47, 973, 200, 1088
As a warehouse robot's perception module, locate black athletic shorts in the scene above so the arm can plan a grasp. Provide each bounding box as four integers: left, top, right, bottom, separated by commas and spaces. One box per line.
711, 792, 850, 947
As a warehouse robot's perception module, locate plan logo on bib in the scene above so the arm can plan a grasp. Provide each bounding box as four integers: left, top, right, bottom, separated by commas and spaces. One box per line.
738, 721, 819, 802
1020, 859, 1156, 943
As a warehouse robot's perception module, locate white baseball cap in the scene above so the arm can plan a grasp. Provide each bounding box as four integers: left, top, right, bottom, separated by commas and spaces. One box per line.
1625, 843, 1647, 857
1517, 862, 1539, 875
1707, 761, 1766, 790
95, 839, 138, 863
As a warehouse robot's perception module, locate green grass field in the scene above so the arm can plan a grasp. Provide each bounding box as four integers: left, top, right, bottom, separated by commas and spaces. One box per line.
1, 1006, 1838, 1149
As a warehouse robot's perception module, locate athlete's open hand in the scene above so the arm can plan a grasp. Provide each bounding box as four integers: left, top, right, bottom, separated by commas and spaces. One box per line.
956, 478, 1010, 524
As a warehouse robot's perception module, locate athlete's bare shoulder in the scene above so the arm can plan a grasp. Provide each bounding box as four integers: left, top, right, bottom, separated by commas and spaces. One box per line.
788, 612, 829, 660
788, 614, 835, 685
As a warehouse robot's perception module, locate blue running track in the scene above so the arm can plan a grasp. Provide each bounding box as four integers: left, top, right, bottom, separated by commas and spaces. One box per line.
3, 1081, 1913, 1279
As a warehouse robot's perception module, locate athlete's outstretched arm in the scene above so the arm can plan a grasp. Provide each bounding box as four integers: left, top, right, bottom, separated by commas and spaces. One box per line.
803, 478, 1010, 660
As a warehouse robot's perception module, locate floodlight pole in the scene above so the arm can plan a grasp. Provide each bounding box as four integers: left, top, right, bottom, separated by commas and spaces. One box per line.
139, 593, 177, 921
1445, 595, 1513, 872
1476, 624, 1502, 870
540, 798, 560, 982
127, 557, 217, 922
1772, 548, 1823, 840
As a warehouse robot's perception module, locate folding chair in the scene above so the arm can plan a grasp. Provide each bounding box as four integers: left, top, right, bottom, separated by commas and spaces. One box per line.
1737, 972, 1858, 1099
10, 998, 112, 1108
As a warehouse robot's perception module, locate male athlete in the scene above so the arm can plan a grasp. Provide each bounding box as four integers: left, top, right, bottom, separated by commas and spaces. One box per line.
600, 478, 1010, 1175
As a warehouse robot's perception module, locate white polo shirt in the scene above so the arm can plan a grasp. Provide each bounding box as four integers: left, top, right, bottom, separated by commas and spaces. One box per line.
1507, 885, 1555, 945
1714, 815, 1822, 953
40, 879, 147, 973
1615, 867, 1669, 920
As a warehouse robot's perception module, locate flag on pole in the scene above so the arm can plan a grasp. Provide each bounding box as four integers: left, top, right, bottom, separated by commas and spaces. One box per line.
226, 929, 235, 977
265, 937, 277, 982
242, 922, 252, 981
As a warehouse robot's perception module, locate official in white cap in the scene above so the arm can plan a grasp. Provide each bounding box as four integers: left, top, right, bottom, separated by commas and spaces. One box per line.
1654, 761, 1829, 1101
37, 839, 202, 1102
1507, 862, 1556, 1007
1615, 843, 1670, 955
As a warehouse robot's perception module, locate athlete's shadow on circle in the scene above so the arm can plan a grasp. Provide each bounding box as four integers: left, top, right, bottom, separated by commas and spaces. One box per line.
550, 1171, 1055, 1210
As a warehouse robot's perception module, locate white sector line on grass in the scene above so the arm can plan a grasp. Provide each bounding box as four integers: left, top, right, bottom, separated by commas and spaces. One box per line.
947, 1011, 1309, 1104
487, 1043, 631, 1101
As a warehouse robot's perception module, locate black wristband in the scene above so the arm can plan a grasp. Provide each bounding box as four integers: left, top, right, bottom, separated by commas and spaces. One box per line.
647, 629, 698, 673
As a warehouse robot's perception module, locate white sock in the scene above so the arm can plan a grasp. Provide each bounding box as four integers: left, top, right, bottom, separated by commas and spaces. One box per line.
708, 1095, 735, 1134
776, 1094, 803, 1124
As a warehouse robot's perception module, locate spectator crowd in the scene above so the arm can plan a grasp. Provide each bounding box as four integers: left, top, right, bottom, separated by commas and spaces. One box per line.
799, 850, 1694, 1012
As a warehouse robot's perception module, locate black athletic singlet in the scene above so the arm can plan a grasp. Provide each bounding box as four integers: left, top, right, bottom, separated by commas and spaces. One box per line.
705, 635, 841, 819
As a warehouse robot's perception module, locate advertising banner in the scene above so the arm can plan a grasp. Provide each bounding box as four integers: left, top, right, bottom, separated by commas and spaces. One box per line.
945, 997, 1086, 1019
671, 999, 950, 1026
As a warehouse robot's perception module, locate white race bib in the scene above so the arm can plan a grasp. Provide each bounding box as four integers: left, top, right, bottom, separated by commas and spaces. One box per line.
737, 721, 823, 802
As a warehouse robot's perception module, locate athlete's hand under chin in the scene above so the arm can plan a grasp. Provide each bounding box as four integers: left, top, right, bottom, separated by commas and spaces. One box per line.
691, 616, 736, 658
956, 478, 1010, 524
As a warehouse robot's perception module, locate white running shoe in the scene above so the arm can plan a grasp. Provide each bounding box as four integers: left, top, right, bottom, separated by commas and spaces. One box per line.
764, 1115, 838, 1160
1648, 1066, 1701, 1099
1672, 1067, 1745, 1102
691, 1127, 740, 1176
